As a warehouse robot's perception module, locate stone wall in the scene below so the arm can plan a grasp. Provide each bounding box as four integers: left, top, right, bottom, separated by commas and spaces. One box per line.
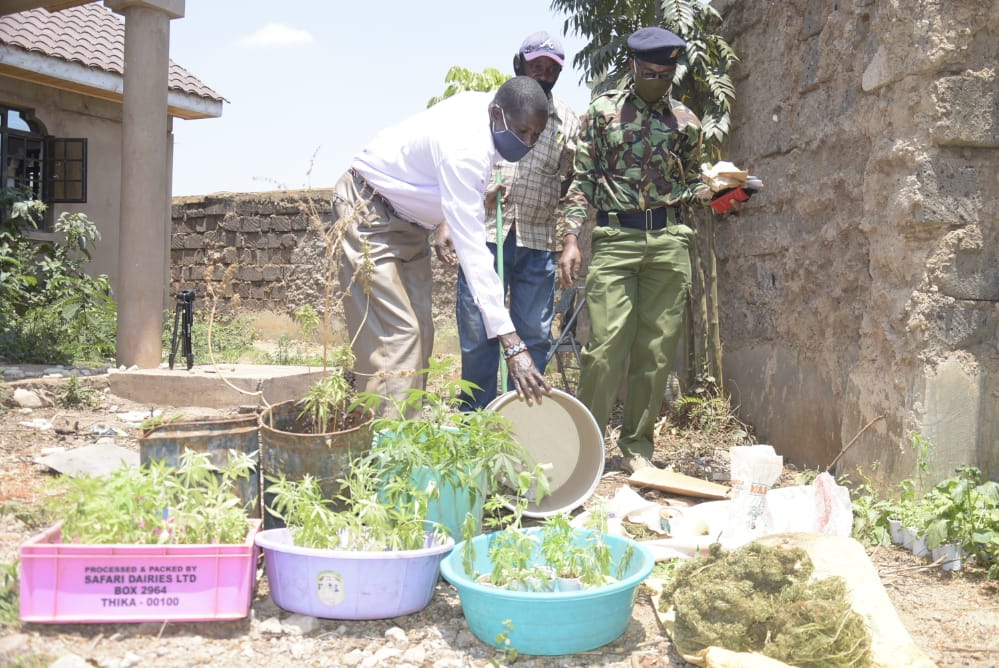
170, 190, 332, 314
170, 190, 460, 335
714, 0, 997, 488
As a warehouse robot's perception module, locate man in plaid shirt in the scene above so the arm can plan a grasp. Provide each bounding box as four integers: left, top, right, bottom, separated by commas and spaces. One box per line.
434, 31, 581, 409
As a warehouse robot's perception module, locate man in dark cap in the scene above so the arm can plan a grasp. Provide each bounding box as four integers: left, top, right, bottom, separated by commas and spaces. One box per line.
558, 26, 712, 474
627, 25, 685, 66
433, 31, 581, 410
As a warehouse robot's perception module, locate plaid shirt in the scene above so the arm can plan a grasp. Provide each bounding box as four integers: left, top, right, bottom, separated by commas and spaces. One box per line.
485, 94, 580, 251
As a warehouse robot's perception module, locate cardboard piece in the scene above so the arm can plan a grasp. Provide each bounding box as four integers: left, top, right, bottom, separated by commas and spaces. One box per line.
700, 160, 749, 191
628, 468, 731, 499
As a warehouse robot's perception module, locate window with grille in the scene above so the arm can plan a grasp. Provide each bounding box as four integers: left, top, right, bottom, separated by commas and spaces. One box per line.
1, 105, 88, 230
46, 136, 87, 203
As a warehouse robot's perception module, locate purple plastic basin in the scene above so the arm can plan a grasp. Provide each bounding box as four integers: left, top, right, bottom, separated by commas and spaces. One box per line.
255, 528, 454, 620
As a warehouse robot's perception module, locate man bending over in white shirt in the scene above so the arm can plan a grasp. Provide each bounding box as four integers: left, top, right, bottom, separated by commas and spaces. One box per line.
333, 75, 553, 413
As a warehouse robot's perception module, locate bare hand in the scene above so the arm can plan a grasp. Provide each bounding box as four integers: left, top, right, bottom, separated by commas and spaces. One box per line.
433, 221, 458, 266
725, 185, 759, 215
557, 235, 581, 289
506, 349, 551, 406
485, 183, 508, 213
498, 333, 551, 405
726, 200, 744, 215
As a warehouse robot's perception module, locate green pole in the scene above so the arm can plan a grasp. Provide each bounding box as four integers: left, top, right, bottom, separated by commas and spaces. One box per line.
495, 173, 508, 394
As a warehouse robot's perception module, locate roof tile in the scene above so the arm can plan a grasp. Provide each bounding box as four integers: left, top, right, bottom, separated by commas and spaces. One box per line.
0, 2, 222, 102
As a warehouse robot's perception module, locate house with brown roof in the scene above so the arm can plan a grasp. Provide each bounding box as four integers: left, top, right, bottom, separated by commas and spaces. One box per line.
0, 0, 221, 366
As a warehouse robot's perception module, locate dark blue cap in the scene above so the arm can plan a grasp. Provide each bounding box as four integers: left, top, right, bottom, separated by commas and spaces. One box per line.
627, 26, 685, 65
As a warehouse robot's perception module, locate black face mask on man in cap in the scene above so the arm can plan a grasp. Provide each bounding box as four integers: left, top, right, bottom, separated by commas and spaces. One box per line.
514, 55, 557, 96
627, 26, 685, 104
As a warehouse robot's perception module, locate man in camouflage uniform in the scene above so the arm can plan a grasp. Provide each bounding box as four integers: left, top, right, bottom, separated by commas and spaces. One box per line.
559, 26, 711, 474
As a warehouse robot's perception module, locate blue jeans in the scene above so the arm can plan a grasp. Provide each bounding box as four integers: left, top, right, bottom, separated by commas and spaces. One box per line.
456, 227, 556, 410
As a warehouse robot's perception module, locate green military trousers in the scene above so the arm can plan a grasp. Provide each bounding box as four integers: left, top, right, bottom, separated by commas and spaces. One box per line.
576, 222, 692, 458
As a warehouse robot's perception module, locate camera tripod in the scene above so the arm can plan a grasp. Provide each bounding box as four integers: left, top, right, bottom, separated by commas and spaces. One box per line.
168, 289, 195, 370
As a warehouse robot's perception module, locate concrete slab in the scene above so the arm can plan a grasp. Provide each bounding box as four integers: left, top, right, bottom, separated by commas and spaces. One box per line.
108, 364, 324, 408
34, 442, 139, 477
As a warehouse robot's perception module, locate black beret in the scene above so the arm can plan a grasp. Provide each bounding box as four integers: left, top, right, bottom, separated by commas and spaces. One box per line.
627, 26, 685, 65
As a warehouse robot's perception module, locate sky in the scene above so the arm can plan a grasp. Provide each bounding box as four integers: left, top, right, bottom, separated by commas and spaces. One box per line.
169, 1, 596, 197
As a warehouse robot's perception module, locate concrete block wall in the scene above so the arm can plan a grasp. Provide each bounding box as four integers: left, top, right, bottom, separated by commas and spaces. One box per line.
170, 190, 332, 314
715, 0, 997, 489
170, 190, 459, 340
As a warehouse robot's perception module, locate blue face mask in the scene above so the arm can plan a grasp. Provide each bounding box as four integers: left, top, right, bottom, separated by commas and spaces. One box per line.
490, 106, 533, 162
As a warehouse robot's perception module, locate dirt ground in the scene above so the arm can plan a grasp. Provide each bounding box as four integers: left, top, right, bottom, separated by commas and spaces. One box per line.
1, 370, 998, 667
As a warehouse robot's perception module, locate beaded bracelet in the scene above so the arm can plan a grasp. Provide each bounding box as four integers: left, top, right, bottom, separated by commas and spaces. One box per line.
502, 341, 528, 360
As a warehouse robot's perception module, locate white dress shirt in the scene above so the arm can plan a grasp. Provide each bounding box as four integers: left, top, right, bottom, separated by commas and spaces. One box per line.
350, 92, 515, 339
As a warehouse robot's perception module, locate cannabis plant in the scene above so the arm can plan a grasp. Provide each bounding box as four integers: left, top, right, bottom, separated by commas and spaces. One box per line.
50, 449, 255, 545
359, 360, 550, 535
265, 456, 448, 552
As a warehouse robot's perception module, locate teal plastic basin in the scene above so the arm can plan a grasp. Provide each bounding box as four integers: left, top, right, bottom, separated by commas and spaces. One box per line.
440, 528, 655, 655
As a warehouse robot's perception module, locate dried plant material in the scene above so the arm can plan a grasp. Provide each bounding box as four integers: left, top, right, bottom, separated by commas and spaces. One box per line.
660, 542, 872, 668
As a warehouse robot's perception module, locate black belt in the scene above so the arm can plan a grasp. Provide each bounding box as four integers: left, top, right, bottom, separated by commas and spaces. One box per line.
596, 208, 679, 231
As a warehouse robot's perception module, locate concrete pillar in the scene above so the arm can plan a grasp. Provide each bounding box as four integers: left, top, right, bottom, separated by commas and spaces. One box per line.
108, 0, 184, 367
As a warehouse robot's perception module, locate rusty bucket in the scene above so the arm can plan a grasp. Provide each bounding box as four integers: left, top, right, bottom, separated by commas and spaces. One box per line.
138, 413, 261, 518
258, 399, 373, 529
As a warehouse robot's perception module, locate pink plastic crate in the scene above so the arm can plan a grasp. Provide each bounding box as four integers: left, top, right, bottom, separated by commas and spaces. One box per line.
19, 519, 261, 623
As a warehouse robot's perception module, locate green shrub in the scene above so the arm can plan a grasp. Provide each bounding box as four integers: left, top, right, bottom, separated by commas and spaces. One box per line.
258, 332, 325, 366
57, 374, 97, 409
922, 466, 999, 577
0, 194, 116, 364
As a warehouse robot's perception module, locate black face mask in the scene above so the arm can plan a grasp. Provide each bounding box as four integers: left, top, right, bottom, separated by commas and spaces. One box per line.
515, 56, 555, 96
490, 106, 533, 162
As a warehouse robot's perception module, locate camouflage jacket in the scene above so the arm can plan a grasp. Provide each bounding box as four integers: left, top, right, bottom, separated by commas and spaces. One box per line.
563, 84, 708, 234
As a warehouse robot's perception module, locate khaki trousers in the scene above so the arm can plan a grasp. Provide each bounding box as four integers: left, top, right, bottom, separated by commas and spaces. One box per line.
575, 223, 693, 458
333, 170, 433, 413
